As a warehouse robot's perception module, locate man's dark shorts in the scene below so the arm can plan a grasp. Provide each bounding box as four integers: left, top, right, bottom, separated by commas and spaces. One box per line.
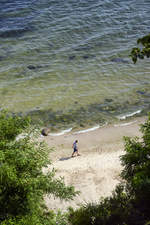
74, 148, 77, 152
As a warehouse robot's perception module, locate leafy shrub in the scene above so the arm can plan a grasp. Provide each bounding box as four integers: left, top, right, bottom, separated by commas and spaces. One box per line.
0, 110, 30, 141
68, 115, 150, 225
0, 110, 77, 224
130, 34, 150, 63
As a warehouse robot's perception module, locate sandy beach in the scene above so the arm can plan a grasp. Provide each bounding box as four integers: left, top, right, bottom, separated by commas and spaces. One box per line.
42, 116, 146, 211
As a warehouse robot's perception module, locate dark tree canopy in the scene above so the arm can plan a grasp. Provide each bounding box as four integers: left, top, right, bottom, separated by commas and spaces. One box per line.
131, 34, 150, 63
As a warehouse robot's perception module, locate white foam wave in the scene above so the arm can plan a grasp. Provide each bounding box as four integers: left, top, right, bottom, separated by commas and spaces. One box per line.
114, 120, 137, 127
74, 125, 100, 134
117, 109, 142, 120
49, 128, 72, 136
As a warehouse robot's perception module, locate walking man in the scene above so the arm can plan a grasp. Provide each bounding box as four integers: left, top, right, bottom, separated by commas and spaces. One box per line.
72, 140, 80, 157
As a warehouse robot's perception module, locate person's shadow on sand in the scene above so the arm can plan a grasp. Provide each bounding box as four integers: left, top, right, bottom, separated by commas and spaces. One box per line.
59, 157, 71, 161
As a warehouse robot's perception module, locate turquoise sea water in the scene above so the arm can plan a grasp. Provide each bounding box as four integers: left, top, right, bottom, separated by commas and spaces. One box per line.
0, 0, 150, 129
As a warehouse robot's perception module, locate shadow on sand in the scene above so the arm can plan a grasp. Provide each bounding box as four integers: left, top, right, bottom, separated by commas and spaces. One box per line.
59, 157, 72, 161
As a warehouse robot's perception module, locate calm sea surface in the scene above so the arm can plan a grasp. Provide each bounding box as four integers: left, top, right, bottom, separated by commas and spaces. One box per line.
0, 0, 150, 129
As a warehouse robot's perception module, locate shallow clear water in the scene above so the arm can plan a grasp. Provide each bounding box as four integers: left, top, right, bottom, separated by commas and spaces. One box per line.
0, 0, 150, 128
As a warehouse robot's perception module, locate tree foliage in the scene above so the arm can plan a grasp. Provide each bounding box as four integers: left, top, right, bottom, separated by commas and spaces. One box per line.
0, 111, 77, 224
68, 115, 150, 225
131, 34, 150, 63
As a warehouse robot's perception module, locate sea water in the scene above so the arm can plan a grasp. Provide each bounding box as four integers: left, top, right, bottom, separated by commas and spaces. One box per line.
0, 0, 150, 129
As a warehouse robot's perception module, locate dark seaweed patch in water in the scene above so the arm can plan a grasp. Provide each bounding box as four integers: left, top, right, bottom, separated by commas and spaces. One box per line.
104, 98, 113, 103
68, 55, 76, 60
26, 107, 106, 129
82, 55, 89, 59
0, 26, 33, 38
136, 90, 146, 95
25, 99, 145, 129
27, 65, 45, 70
87, 100, 143, 117
13, 98, 149, 129
27, 65, 37, 70
26, 102, 126, 127
0, 56, 6, 61
136, 90, 150, 97
82, 55, 96, 59
111, 58, 129, 63
87, 102, 118, 114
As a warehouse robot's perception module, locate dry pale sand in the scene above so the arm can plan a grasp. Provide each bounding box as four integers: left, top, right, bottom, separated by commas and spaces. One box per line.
42, 117, 146, 211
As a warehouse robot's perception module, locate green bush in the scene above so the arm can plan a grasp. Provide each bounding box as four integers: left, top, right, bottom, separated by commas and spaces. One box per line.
1, 210, 69, 225
68, 115, 150, 225
68, 185, 131, 225
130, 34, 150, 63
0, 111, 77, 224
0, 111, 30, 141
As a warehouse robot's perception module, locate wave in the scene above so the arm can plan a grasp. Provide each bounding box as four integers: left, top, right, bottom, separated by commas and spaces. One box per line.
116, 110, 142, 120
74, 125, 100, 134
114, 121, 137, 127
49, 128, 72, 136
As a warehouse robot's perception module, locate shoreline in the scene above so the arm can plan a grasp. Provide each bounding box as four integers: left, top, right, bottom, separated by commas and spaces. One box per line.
43, 116, 146, 211
42, 116, 146, 157
43, 108, 146, 137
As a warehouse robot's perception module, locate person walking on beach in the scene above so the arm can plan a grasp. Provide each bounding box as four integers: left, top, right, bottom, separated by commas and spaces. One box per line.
72, 140, 80, 157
